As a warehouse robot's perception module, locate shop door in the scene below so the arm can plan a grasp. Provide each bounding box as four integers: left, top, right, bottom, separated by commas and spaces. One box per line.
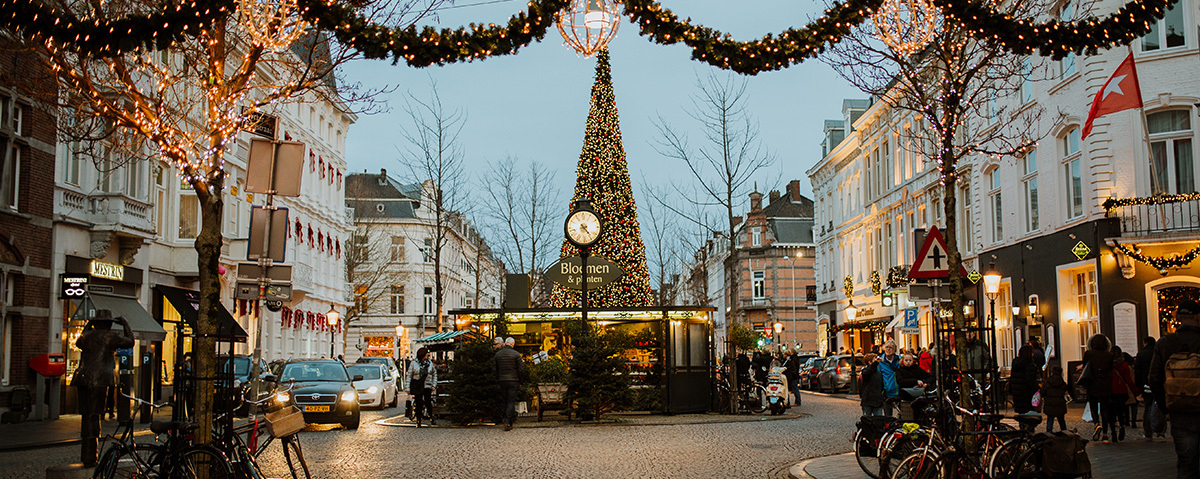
667, 320, 711, 414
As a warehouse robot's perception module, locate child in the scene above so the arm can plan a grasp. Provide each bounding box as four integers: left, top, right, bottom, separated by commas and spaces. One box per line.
1042, 365, 1069, 433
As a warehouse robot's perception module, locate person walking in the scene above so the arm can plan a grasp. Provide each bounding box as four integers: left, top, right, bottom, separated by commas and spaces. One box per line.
1108, 345, 1136, 442
1137, 336, 1165, 439
859, 353, 885, 416
1010, 345, 1042, 415
1042, 365, 1070, 433
408, 347, 437, 427
878, 341, 901, 416
492, 336, 525, 431
783, 351, 802, 407
1081, 333, 1115, 441
1029, 337, 1047, 371
1150, 300, 1200, 479
918, 345, 934, 373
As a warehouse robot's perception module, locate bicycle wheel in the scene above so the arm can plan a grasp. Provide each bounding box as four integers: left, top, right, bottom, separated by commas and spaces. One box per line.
748, 386, 769, 413
1011, 442, 1048, 479
169, 446, 235, 479
879, 432, 927, 479
281, 436, 312, 479
892, 448, 941, 479
98, 443, 160, 479
853, 427, 882, 479
986, 437, 1032, 479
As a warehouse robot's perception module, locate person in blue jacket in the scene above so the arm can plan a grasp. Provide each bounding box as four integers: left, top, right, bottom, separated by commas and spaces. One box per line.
878, 340, 901, 416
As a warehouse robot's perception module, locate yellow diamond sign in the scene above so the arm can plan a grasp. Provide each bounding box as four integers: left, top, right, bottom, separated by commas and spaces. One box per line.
967, 269, 981, 284
1072, 241, 1091, 260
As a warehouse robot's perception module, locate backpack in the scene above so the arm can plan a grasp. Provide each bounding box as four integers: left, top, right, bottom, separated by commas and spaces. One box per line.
1165, 352, 1200, 412
1041, 432, 1091, 477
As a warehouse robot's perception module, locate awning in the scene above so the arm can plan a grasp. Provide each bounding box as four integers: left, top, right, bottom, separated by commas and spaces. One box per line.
155, 285, 248, 343
414, 330, 472, 344
885, 316, 904, 330
72, 293, 167, 342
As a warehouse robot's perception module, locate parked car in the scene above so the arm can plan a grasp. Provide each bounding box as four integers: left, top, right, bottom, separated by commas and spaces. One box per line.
355, 356, 401, 390
799, 357, 828, 390
217, 354, 270, 416
817, 355, 866, 393
273, 359, 362, 429
347, 363, 398, 409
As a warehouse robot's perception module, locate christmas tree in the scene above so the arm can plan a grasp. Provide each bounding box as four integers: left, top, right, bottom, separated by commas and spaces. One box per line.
551, 50, 654, 308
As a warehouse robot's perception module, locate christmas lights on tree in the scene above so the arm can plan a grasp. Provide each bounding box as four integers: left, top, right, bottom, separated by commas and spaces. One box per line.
551, 50, 653, 308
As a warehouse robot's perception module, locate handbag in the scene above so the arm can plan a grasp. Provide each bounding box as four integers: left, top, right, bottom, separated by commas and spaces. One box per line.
1081, 402, 1094, 422
1078, 363, 1093, 387
1031, 391, 1042, 408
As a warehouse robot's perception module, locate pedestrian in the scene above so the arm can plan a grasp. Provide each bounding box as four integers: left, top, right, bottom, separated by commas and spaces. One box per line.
1149, 300, 1200, 479
408, 346, 437, 427
492, 336, 525, 431
783, 351, 802, 406
859, 353, 885, 416
1081, 333, 1114, 441
1108, 345, 1136, 442
878, 340, 901, 416
918, 345, 934, 373
1042, 365, 1069, 433
1137, 336, 1164, 439
736, 352, 751, 387
1029, 337, 1046, 371
1010, 345, 1042, 415
72, 311, 134, 467
895, 353, 931, 389
754, 350, 772, 385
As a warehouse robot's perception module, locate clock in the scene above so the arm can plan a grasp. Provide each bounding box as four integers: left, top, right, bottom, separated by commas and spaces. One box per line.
565, 203, 602, 248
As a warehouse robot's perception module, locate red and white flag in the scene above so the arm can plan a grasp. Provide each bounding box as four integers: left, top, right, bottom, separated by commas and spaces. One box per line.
1082, 52, 1143, 139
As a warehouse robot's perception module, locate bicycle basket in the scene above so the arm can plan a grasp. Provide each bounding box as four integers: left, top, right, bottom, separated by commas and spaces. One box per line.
266, 405, 306, 438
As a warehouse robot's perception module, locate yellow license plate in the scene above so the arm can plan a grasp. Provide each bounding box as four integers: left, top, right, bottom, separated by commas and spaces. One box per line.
303, 405, 330, 413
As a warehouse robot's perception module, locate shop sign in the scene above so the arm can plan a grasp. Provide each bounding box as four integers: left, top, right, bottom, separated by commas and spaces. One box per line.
967, 270, 981, 284
89, 260, 125, 281
1072, 241, 1091, 260
60, 275, 89, 299
544, 255, 624, 290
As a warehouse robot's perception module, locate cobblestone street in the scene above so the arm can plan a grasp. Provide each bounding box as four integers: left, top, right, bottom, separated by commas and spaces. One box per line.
0, 393, 862, 479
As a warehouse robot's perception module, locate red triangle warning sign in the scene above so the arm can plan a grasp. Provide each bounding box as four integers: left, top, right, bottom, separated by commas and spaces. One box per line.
909, 226, 968, 279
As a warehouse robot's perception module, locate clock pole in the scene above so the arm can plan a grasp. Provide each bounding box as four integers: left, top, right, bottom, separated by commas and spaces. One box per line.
580, 247, 589, 326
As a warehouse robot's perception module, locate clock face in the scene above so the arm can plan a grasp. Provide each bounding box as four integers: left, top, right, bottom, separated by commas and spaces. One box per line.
566, 210, 601, 246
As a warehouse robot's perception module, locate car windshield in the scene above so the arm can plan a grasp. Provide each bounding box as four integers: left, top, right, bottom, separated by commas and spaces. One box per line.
347, 365, 381, 380
220, 357, 249, 375
280, 362, 350, 382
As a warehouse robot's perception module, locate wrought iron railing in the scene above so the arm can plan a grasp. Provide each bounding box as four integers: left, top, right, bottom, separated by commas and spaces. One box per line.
1105, 195, 1200, 237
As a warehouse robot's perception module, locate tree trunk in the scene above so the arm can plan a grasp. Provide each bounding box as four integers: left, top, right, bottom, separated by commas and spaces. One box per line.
192, 175, 224, 445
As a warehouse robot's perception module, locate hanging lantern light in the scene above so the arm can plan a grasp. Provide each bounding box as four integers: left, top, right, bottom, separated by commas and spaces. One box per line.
556, 0, 621, 57
239, 0, 308, 52
873, 0, 940, 57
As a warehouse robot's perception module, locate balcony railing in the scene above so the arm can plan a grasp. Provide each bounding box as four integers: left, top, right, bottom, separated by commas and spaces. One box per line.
1106, 195, 1200, 237
88, 192, 155, 234
740, 298, 773, 309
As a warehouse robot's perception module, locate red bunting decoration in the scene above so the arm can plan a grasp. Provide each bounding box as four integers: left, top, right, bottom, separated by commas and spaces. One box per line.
294, 220, 302, 243
318, 230, 324, 251
327, 236, 333, 254
309, 150, 316, 172
335, 239, 341, 259
284, 132, 292, 141
307, 224, 314, 245
328, 165, 334, 184
319, 157, 325, 178
337, 171, 343, 190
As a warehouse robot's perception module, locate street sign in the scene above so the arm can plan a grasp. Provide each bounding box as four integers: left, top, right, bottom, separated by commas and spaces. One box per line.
907, 284, 949, 302
904, 308, 919, 327
235, 282, 292, 302
235, 262, 293, 301
908, 226, 969, 279
544, 255, 625, 290
246, 138, 305, 197
967, 269, 981, 284
60, 275, 89, 299
248, 206, 289, 262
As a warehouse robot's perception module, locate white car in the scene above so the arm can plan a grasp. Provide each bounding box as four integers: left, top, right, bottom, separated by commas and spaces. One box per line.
347, 363, 398, 409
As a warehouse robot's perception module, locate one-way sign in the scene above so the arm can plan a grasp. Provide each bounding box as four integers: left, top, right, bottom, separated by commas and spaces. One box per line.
908, 226, 969, 279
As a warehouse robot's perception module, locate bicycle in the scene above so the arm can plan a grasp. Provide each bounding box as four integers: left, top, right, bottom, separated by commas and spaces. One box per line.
227, 382, 311, 479
714, 373, 768, 414
96, 392, 234, 479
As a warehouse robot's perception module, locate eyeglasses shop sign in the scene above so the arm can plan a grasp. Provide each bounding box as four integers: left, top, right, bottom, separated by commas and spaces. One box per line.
60, 275, 89, 299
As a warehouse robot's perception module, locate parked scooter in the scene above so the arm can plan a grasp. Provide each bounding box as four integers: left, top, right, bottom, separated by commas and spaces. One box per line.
766, 366, 789, 415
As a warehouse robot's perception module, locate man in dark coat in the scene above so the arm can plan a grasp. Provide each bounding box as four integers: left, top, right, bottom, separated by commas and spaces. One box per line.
73, 310, 134, 467
492, 337, 525, 431
1137, 336, 1160, 438
859, 354, 885, 416
783, 351, 802, 406
1150, 300, 1200, 479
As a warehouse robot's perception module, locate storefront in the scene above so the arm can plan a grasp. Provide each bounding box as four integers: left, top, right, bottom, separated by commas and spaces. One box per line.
151, 284, 248, 410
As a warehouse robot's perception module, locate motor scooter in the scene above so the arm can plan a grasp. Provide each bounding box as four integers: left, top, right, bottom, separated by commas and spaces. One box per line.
766, 366, 789, 415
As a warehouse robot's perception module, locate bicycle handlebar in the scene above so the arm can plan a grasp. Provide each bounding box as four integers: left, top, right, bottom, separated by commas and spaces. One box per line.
244, 380, 295, 406
119, 390, 168, 409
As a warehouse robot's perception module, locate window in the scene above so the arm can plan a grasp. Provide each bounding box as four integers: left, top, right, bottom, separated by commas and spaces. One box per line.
351, 233, 370, 263
1024, 150, 1040, 232
390, 285, 405, 314
1072, 270, 1098, 319
752, 271, 765, 298
1062, 127, 1084, 219
0, 144, 19, 210
1020, 58, 1033, 103
178, 195, 199, 239
390, 236, 405, 263
1143, 0, 1186, 51
1057, 2, 1077, 77
63, 142, 81, 186
1147, 110, 1195, 194
423, 287, 434, 315
989, 170, 1003, 242
353, 284, 369, 313
125, 158, 144, 199
751, 227, 762, 247
97, 145, 116, 193
423, 238, 432, 263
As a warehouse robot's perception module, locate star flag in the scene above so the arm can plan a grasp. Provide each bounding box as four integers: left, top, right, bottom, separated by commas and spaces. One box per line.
1082, 53, 1143, 139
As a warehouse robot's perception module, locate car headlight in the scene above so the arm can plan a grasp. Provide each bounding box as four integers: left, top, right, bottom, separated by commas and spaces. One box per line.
366, 385, 378, 395
340, 390, 357, 402
275, 392, 290, 403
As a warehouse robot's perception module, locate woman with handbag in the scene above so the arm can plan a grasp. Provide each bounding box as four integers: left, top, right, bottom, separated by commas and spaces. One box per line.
1080, 334, 1114, 441
1108, 345, 1137, 442
407, 347, 437, 427
1010, 345, 1042, 415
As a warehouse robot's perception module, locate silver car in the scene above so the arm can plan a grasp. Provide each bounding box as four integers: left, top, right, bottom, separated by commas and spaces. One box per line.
817, 355, 866, 393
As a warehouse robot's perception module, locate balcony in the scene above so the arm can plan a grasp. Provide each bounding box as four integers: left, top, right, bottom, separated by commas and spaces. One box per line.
740, 297, 773, 310
1107, 195, 1200, 239
89, 192, 156, 235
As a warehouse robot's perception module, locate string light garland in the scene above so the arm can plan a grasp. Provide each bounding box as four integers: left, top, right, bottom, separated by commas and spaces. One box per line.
1102, 192, 1200, 212
870, 270, 882, 296
1113, 240, 1200, 274
933, 0, 1182, 59
240, 0, 308, 52
551, 50, 653, 308
829, 318, 890, 333
843, 276, 854, 298
873, 0, 939, 57
0, 0, 234, 56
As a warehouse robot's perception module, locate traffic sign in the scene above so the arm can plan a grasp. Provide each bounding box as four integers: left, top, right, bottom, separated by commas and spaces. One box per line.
248, 206, 289, 262
908, 226, 968, 279
904, 308, 919, 328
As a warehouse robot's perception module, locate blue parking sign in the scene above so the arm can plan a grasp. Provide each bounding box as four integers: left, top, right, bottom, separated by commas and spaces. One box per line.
904, 308, 919, 328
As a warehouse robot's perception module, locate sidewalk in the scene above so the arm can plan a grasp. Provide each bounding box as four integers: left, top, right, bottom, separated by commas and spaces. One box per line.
0, 409, 167, 452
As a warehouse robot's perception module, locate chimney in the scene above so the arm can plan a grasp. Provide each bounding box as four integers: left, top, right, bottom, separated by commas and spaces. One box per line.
732, 216, 743, 228
749, 191, 763, 212
787, 180, 801, 202
769, 190, 781, 204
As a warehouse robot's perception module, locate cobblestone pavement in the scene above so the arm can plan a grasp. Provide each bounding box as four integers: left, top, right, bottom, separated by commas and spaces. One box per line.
0, 393, 864, 479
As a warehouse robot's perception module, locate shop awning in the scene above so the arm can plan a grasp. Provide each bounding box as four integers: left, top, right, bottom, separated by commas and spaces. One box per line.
885, 316, 904, 330
414, 330, 471, 344
73, 293, 167, 342
155, 285, 248, 343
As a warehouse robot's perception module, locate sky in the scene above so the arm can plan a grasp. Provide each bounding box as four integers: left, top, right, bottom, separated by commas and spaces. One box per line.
342, 0, 866, 218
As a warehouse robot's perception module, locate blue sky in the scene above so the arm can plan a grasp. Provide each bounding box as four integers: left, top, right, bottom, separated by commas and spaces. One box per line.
342, 0, 865, 212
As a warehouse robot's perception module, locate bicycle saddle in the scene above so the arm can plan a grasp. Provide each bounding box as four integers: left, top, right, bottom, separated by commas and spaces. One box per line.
150, 420, 198, 435
1011, 412, 1043, 426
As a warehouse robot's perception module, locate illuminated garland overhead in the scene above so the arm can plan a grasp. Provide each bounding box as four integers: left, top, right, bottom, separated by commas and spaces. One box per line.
886, 265, 909, 289
870, 270, 882, 296
933, 0, 1181, 59
0, 0, 234, 56
295, 0, 570, 66
843, 276, 854, 298
829, 318, 890, 333
1102, 192, 1200, 212
1113, 240, 1200, 274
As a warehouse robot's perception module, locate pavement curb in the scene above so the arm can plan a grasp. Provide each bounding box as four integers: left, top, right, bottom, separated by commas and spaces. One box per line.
789, 452, 854, 479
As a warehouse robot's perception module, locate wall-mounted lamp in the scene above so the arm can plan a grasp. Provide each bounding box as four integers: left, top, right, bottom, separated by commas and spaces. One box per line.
1028, 295, 1042, 324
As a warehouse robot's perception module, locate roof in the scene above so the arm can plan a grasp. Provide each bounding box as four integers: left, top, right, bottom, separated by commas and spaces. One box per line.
824, 119, 844, 130
769, 218, 815, 244
762, 194, 814, 218
345, 173, 422, 220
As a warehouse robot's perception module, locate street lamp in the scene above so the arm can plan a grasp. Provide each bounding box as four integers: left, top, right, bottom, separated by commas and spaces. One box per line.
845, 300, 858, 394
327, 307, 340, 359
982, 262, 1001, 410
773, 321, 784, 352
784, 252, 801, 351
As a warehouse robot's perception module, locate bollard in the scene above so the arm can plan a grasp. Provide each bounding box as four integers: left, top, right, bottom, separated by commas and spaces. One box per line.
46, 464, 92, 479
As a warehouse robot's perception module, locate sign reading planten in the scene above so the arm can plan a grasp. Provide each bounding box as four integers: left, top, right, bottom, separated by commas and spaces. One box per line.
546, 255, 625, 290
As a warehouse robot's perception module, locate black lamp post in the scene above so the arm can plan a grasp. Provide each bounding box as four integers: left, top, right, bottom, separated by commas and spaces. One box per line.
983, 263, 1002, 410
327, 307, 340, 359
845, 300, 858, 394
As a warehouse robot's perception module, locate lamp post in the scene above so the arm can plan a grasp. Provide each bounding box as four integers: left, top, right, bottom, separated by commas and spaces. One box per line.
784, 252, 801, 350
327, 307, 340, 359
982, 262, 1001, 411
773, 322, 784, 353
845, 300, 858, 394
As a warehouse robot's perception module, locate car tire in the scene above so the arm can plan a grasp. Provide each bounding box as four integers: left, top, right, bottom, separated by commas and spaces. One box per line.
342, 413, 360, 430
390, 390, 399, 408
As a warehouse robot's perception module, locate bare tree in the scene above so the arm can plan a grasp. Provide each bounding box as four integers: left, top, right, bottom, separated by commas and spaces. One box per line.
479, 155, 561, 303
652, 70, 776, 411
397, 85, 468, 333
343, 218, 410, 351
823, 2, 1045, 420
639, 182, 682, 306
14, 0, 441, 445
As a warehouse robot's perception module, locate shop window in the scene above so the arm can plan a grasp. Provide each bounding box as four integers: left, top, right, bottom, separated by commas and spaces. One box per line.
178, 194, 199, 239
752, 271, 765, 299
1147, 110, 1195, 195
1143, 0, 1186, 51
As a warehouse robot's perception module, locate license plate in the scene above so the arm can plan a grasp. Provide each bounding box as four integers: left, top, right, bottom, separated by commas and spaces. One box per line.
303, 405, 330, 413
